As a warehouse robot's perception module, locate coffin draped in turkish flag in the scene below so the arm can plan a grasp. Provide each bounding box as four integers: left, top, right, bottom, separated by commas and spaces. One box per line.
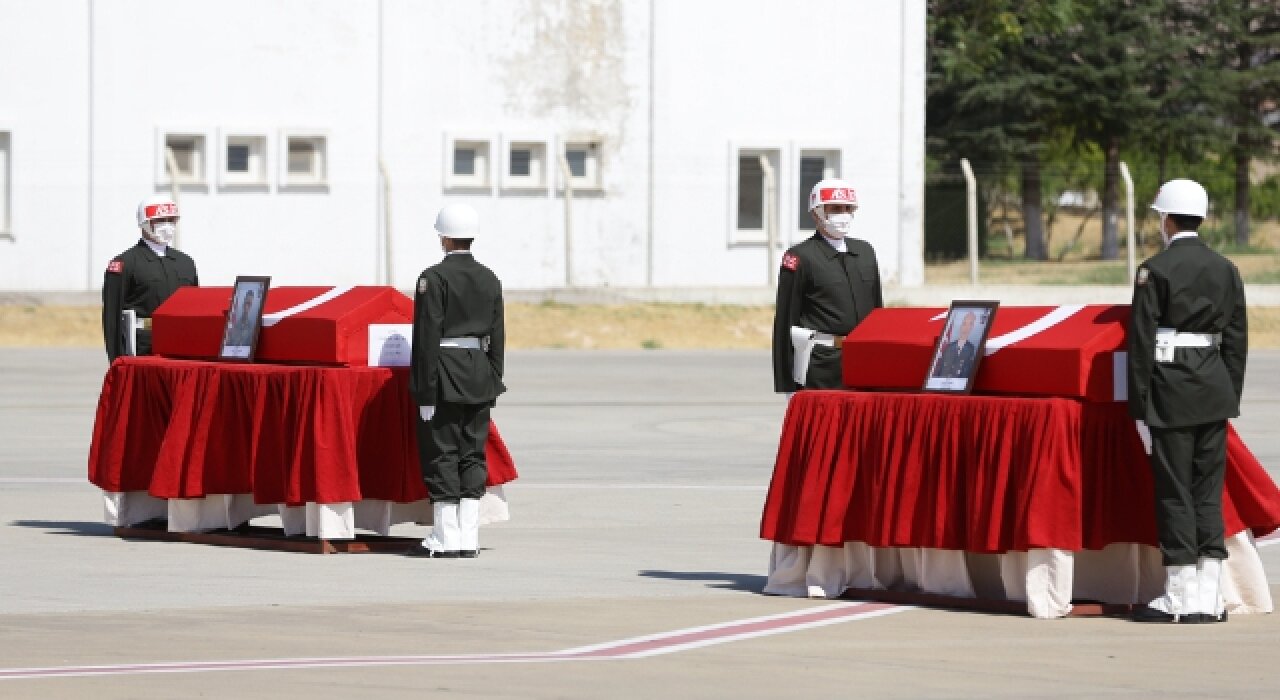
152, 286, 413, 366
844, 304, 1129, 401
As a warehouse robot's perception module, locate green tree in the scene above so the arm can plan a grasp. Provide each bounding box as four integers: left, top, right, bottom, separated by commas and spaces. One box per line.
1057, 0, 1175, 260
1180, 0, 1280, 247
927, 0, 1075, 260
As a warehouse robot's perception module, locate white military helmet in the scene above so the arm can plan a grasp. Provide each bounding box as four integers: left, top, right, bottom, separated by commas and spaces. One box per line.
1150, 179, 1208, 218
136, 194, 180, 233
808, 178, 859, 213
434, 203, 480, 239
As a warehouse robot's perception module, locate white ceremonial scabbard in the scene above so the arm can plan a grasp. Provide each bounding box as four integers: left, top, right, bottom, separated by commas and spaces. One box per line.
789, 326, 838, 386
120, 309, 138, 356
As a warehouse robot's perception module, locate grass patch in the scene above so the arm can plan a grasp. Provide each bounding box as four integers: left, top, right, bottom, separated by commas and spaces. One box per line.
5, 303, 1277, 349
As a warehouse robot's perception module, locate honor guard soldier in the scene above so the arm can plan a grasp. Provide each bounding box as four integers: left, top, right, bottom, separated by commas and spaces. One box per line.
1128, 179, 1248, 624
101, 195, 199, 362
407, 203, 507, 559
773, 178, 884, 394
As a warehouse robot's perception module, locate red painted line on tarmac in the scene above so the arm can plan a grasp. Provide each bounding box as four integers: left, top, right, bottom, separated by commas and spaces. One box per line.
0, 602, 908, 681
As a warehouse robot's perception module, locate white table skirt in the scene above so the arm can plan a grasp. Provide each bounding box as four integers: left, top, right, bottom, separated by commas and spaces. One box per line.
764, 531, 1272, 619
101, 486, 510, 540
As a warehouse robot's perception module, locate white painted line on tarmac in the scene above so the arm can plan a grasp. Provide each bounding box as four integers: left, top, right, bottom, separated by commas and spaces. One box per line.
0, 602, 908, 681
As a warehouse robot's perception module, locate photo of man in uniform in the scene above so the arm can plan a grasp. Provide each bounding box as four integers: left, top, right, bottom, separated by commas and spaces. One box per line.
924, 304, 994, 392
220, 281, 267, 359
932, 310, 979, 379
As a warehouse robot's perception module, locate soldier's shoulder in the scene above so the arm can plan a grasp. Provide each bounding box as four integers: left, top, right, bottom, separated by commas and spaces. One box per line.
789, 236, 823, 253
848, 238, 877, 256
413, 266, 440, 296
784, 237, 827, 261
105, 245, 137, 274
1140, 247, 1175, 271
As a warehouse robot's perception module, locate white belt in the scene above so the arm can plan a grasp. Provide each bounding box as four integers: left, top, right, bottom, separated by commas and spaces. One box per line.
1154, 327, 1219, 362
439, 336, 483, 350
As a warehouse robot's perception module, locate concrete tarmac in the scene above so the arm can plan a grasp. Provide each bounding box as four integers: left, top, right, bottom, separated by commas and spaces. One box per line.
1, 348, 1277, 699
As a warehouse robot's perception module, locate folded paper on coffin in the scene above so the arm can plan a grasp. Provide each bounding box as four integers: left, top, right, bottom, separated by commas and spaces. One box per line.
152, 286, 414, 366
842, 305, 1130, 402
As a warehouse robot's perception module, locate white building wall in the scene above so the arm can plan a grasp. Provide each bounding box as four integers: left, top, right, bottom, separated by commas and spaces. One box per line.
651, 0, 922, 287
0, 0, 924, 294
382, 0, 653, 290
0, 0, 91, 290
87, 0, 381, 288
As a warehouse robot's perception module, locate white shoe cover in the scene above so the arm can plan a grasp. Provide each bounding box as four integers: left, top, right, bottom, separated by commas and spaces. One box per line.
422, 502, 460, 552
1147, 565, 1196, 617
1196, 558, 1224, 618
458, 498, 480, 552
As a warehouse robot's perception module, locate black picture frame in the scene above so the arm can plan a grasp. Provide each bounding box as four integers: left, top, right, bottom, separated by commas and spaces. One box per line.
922, 300, 999, 394
218, 276, 271, 362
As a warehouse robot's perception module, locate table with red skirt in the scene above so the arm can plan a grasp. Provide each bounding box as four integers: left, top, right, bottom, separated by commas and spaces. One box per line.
88, 356, 518, 539
760, 390, 1280, 618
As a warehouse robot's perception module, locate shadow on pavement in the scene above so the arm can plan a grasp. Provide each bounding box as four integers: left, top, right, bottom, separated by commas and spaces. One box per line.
638, 569, 766, 593
10, 519, 115, 537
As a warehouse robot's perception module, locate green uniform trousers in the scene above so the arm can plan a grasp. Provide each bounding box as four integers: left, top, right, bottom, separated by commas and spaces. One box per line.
1149, 420, 1228, 566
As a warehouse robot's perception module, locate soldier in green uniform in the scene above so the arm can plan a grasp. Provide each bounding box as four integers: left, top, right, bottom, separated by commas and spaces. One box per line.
773, 178, 883, 393
1128, 179, 1248, 624
101, 195, 199, 362
407, 203, 506, 559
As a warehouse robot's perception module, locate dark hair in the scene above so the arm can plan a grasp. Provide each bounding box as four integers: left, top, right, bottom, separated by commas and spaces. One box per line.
452, 238, 474, 249
1168, 214, 1203, 231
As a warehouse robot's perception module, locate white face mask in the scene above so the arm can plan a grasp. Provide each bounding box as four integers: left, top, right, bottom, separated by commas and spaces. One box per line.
823, 212, 854, 237
149, 222, 176, 246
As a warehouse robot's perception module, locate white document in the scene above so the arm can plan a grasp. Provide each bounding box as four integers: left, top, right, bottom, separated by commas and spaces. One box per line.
369, 324, 413, 367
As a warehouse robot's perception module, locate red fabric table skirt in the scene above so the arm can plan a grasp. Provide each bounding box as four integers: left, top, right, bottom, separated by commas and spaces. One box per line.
88, 356, 518, 505
760, 390, 1280, 552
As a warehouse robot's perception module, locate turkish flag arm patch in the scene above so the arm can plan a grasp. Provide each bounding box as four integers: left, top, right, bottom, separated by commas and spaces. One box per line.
781, 253, 799, 272
106, 260, 123, 274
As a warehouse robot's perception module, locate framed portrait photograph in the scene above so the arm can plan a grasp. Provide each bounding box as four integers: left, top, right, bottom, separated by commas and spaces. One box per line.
218, 276, 271, 362
923, 300, 999, 394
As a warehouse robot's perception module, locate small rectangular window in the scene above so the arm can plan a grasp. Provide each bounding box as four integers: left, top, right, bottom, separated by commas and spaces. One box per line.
502, 139, 547, 189
227, 144, 250, 172
220, 133, 267, 186
737, 155, 764, 230
288, 140, 315, 174
731, 146, 780, 245
165, 134, 205, 183
453, 148, 475, 176
510, 149, 531, 176
566, 149, 587, 178
155, 128, 210, 186
0, 131, 10, 235
280, 132, 327, 186
560, 139, 602, 190
444, 136, 491, 189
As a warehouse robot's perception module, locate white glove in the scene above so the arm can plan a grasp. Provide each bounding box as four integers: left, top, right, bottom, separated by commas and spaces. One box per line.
420, 406, 435, 422
1134, 419, 1152, 455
